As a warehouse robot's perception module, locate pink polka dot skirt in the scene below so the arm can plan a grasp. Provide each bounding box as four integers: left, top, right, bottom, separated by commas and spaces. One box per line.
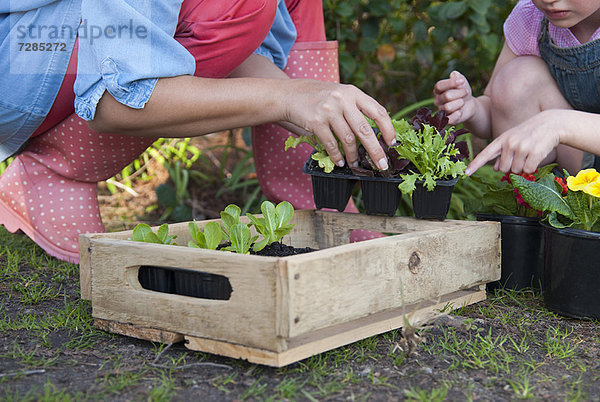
0, 115, 156, 263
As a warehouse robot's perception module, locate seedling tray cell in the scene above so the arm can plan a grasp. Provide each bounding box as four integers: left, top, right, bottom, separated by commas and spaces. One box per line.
79, 210, 500, 367
360, 179, 402, 216
412, 178, 458, 220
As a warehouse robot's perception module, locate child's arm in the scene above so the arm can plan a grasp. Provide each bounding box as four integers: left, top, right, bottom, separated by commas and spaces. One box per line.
433, 43, 518, 139
466, 109, 600, 175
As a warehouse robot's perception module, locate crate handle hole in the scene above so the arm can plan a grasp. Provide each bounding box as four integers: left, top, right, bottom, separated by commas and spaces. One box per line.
138, 266, 232, 300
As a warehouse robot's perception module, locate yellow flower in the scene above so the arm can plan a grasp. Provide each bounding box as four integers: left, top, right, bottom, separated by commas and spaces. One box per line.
583, 180, 600, 198
566, 169, 600, 192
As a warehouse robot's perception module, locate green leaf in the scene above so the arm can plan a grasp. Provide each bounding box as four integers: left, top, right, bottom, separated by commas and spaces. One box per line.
440, 1, 468, 19
252, 236, 270, 253
548, 211, 572, 228
156, 183, 177, 208
311, 152, 336, 173
468, 0, 490, 15
171, 204, 192, 223
132, 224, 153, 242
221, 204, 242, 237
227, 223, 252, 254
157, 224, 169, 243
285, 135, 317, 151
511, 174, 574, 219
399, 174, 418, 194
188, 221, 201, 244
246, 213, 265, 232
335, 2, 354, 18
224, 204, 241, 221
275, 201, 294, 229
566, 190, 587, 225
204, 221, 223, 250
261, 201, 278, 243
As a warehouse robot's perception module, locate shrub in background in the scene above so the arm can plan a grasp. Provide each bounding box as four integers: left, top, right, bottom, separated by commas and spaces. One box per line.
323, 0, 517, 112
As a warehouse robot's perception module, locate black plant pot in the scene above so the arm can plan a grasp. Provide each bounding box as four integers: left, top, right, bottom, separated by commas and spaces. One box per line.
411, 178, 458, 220
542, 222, 600, 319
360, 178, 402, 216
476, 214, 544, 291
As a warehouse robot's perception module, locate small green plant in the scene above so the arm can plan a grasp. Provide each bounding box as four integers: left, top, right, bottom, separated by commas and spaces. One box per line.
246, 201, 294, 252
131, 223, 177, 245
219, 204, 245, 242
220, 223, 257, 255
188, 221, 223, 250
391, 117, 466, 194
155, 162, 193, 222
132, 201, 296, 255
512, 168, 600, 232
284, 134, 339, 173
466, 164, 559, 218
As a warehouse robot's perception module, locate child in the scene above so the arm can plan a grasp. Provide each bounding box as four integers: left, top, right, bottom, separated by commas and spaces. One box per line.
433, 0, 600, 176
0, 0, 393, 262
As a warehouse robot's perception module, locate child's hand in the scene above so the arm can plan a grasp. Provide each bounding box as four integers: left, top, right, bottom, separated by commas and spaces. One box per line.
433, 71, 475, 125
465, 111, 562, 175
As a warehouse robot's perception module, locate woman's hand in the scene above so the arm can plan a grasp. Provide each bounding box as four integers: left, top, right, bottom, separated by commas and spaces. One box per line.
281, 79, 395, 170
433, 71, 476, 126
466, 110, 563, 175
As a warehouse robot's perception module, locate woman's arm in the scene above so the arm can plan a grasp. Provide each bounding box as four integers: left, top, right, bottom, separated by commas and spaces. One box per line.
89, 64, 395, 170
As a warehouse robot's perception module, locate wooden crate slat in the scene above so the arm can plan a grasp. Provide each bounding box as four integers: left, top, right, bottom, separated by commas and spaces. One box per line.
184, 288, 486, 367
88, 239, 288, 352
283, 222, 499, 337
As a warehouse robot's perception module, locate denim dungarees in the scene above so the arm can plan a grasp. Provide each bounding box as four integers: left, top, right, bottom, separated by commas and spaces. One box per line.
538, 18, 600, 169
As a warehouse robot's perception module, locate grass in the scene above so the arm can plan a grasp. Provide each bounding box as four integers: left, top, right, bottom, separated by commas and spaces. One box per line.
2, 224, 600, 400
2, 137, 600, 399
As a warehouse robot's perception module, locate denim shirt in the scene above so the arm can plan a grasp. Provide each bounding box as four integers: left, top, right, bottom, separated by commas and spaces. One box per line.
0, 0, 80, 162
75, 0, 296, 121
0, 0, 296, 162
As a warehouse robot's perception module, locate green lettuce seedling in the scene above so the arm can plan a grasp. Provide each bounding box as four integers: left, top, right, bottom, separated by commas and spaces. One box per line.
221, 223, 258, 254
131, 223, 177, 245
188, 221, 223, 250
219, 204, 243, 242
246, 201, 295, 252
285, 135, 338, 173
392, 119, 466, 194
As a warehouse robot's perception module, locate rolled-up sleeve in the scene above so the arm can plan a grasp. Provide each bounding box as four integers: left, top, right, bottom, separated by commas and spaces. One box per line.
253, 0, 296, 70
74, 0, 195, 121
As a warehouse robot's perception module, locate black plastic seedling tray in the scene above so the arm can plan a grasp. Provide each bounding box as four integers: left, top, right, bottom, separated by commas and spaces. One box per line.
302, 156, 457, 219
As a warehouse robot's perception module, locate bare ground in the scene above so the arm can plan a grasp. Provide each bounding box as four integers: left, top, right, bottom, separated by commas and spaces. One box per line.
2, 134, 600, 400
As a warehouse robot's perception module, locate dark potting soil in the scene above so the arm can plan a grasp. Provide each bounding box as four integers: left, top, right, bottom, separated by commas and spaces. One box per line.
217, 241, 317, 256
252, 241, 316, 257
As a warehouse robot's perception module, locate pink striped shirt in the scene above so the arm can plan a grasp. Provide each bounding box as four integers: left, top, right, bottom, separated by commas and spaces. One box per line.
504, 0, 600, 56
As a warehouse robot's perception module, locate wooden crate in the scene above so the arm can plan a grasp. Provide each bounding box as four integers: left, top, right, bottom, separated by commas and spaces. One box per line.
79, 210, 500, 367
